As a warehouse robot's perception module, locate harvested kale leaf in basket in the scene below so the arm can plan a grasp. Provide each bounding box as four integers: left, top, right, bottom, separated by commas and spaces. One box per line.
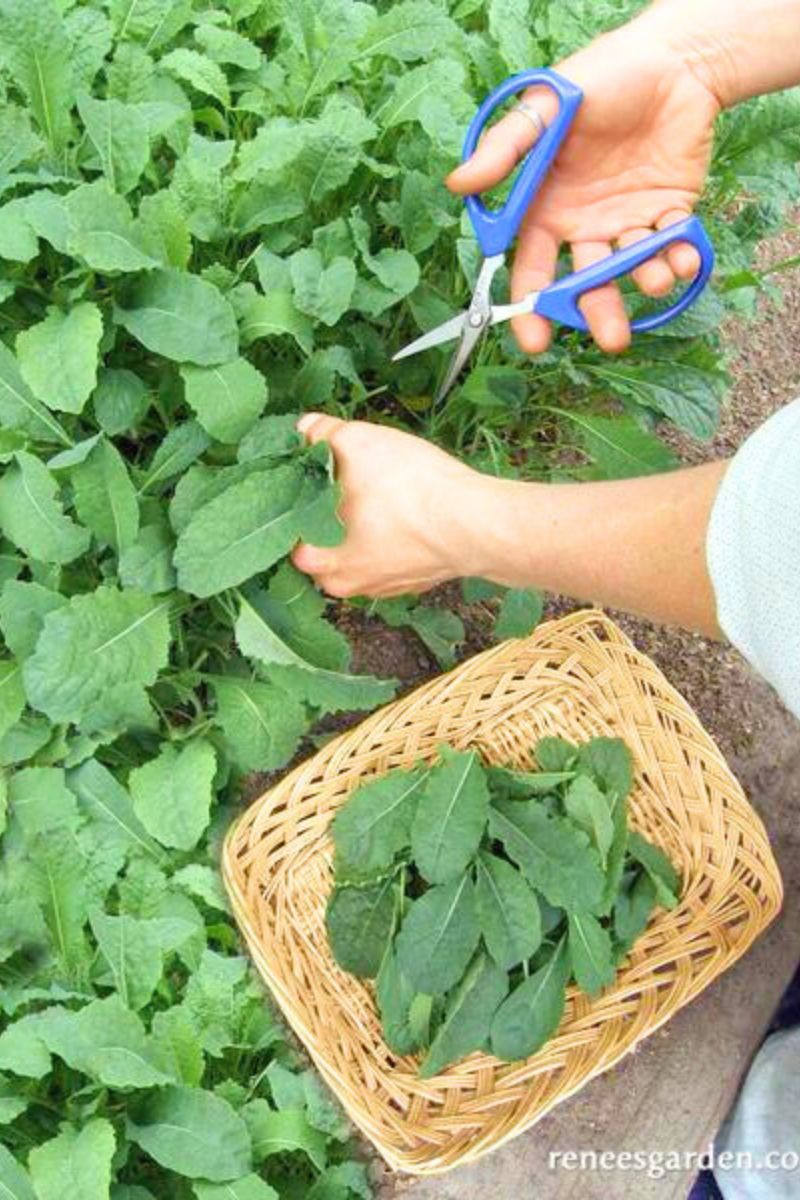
325, 735, 680, 1077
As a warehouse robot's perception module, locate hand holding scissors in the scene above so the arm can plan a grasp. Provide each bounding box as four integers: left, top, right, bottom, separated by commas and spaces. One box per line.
393, 68, 715, 404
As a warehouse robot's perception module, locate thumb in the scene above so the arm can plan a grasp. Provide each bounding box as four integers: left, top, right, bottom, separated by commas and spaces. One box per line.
445, 84, 559, 196
297, 412, 345, 444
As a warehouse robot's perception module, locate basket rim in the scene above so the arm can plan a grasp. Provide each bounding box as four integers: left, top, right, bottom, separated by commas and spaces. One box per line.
222, 608, 783, 1176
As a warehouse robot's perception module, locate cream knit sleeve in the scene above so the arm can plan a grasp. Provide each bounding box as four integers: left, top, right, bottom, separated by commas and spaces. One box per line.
706, 397, 800, 719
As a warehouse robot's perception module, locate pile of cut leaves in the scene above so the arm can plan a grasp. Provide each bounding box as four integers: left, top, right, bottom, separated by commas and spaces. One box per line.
326, 735, 680, 1077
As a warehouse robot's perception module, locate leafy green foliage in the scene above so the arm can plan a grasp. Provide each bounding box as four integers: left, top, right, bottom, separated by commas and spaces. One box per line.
127, 1086, 252, 1181
395, 874, 480, 994
326, 735, 680, 1074
488, 797, 606, 912
331, 766, 426, 876
475, 851, 542, 969
173, 450, 341, 597
324, 876, 397, 979
0, 0, 787, 1185
490, 938, 570, 1061
420, 951, 507, 1078
410, 746, 489, 883
370, 595, 466, 669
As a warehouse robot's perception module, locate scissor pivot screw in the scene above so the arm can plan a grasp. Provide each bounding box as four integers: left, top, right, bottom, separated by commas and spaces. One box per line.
468, 311, 484, 328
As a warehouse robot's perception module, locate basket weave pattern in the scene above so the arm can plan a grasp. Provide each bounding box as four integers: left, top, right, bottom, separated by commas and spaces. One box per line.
222, 610, 783, 1175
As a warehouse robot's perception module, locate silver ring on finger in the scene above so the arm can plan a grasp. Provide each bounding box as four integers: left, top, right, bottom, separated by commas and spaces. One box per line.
512, 100, 546, 141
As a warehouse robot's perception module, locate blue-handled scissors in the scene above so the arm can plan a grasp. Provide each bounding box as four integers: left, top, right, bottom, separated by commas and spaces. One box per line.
392, 68, 715, 403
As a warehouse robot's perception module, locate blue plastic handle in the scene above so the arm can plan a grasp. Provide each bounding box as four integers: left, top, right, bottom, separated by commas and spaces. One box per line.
463, 69, 583, 258
532, 216, 716, 332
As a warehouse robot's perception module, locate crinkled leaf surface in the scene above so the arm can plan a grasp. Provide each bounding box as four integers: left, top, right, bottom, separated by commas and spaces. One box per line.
332, 766, 425, 874
34, 995, 170, 1088
627, 831, 681, 908
67, 757, 162, 862
66, 181, 158, 273
563, 775, 614, 867
0, 0, 74, 153
490, 938, 570, 1061
567, 910, 616, 996
29, 1118, 115, 1200
92, 368, 150, 436
489, 797, 605, 913
0, 660, 25, 740
0, 343, 71, 445
16, 303, 103, 415
180, 359, 267, 444
72, 438, 140, 553
578, 737, 634, 801
614, 871, 658, 947
235, 572, 395, 715
210, 675, 307, 773
23, 586, 171, 725
175, 454, 342, 597
0, 452, 90, 564
494, 588, 543, 640
475, 851, 542, 970
77, 93, 150, 195
243, 1101, 326, 1171
290, 249, 356, 326
376, 948, 424, 1056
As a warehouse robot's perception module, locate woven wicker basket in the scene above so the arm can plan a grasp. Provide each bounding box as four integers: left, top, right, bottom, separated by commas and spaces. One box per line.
222, 609, 782, 1176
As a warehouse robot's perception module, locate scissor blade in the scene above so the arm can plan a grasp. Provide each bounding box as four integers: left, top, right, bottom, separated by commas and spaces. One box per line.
435, 320, 486, 404
391, 312, 467, 361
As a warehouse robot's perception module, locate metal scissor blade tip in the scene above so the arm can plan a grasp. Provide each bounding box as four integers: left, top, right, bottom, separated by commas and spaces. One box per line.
391, 344, 419, 363
435, 320, 487, 405
391, 313, 467, 363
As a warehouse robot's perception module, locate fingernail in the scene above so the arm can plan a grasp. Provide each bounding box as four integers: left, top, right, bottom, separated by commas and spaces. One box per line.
296, 413, 318, 433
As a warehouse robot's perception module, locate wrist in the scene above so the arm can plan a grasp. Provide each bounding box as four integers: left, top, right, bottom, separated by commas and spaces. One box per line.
620, 2, 735, 107
443, 474, 547, 587
631, 0, 800, 107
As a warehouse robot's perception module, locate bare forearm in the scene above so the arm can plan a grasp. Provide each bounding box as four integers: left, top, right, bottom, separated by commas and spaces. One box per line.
635, 0, 800, 104
465, 463, 728, 636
